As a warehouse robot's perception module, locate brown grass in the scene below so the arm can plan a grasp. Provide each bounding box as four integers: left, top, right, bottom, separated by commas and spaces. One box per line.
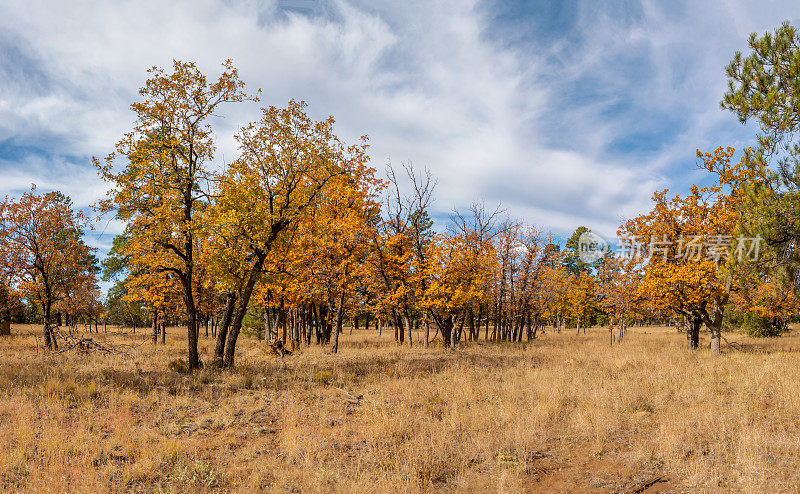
1, 323, 799, 492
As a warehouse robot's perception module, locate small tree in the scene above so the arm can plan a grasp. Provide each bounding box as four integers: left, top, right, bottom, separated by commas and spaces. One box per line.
596, 256, 641, 344
0, 188, 98, 348
620, 148, 747, 353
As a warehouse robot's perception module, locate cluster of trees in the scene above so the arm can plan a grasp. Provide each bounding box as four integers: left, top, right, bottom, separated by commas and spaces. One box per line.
88, 59, 623, 368
6, 23, 800, 367
0, 189, 101, 347
85, 60, 662, 370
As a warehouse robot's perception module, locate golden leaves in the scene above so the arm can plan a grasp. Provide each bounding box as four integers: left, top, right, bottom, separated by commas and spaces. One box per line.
619, 147, 748, 317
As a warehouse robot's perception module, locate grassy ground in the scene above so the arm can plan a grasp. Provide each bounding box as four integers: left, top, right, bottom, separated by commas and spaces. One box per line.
1, 323, 799, 493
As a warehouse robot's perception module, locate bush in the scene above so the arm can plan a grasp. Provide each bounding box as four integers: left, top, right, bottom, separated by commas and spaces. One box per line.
312, 370, 333, 385
741, 314, 788, 338
168, 359, 190, 374
241, 312, 265, 339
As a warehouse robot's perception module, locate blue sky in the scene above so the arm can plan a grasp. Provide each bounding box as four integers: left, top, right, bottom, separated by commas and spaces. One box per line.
0, 0, 797, 258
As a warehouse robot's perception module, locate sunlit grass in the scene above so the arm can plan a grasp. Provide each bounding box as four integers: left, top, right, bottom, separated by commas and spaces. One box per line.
0, 323, 798, 491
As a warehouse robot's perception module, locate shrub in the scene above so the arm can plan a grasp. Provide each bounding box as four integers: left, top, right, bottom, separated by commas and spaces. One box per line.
241, 312, 265, 339
168, 359, 190, 374
312, 370, 333, 385
741, 313, 788, 338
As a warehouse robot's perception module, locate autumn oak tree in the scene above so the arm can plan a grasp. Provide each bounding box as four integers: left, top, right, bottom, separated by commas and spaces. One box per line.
205, 100, 376, 367
96, 60, 250, 370
620, 147, 747, 353
0, 188, 98, 348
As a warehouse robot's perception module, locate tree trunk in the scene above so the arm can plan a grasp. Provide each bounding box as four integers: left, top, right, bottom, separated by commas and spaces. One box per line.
709, 323, 721, 354
448, 315, 457, 350
1, 285, 12, 335
223, 255, 267, 367
43, 301, 56, 350
313, 303, 322, 343
686, 314, 701, 350
187, 302, 200, 370
330, 290, 345, 354
283, 308, 289, 343
684, 315, 691, 349
263, 309, 271, 341
405, 312, 413, 348
0, 289, 10, 336
395, 311, 404, 344
484, 306, 490, 340
457, 315, 466, 343
214, 290, 237, 364
273, 297, 285, 342
305, 307, 313, 344
152, 312, 159, 345
468, 307, 475, 342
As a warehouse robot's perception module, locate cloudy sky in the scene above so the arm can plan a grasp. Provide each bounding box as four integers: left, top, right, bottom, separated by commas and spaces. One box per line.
0, 0, 797, 254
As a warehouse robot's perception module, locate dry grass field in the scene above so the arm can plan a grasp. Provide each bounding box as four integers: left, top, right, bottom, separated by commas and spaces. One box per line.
1, 324, 800, 493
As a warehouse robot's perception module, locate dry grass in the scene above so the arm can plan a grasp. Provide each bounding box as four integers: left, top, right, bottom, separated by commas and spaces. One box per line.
1, 323, 799, 492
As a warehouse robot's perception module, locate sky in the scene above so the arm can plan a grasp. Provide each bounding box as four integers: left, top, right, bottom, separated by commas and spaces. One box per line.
0, 0, 798, 257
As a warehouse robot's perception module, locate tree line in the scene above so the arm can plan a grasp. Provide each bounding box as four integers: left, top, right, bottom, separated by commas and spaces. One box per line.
4, 23, 800, 367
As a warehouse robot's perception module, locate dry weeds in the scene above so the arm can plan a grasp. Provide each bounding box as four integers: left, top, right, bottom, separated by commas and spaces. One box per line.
0, 324, 799, 492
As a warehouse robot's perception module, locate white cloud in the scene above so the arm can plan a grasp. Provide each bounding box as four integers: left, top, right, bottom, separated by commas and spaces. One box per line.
0, 0, 798, 246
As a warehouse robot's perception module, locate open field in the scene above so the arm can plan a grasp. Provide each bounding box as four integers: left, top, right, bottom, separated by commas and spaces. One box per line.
1, 324, 800, 493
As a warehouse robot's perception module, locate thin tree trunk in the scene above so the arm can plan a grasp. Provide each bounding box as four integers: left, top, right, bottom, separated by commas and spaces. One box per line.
283, 307, 289, 344
468, 307, 475, 342
484, 306, 490, 340
152, 311, 159, 345
330, 290, 345, 354
405, 312, 413, 348
449, 315, 457, 350
0, 287, 10, 336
